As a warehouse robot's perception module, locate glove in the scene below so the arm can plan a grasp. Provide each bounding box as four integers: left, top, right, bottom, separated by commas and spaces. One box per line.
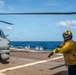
48, 51, 54, 58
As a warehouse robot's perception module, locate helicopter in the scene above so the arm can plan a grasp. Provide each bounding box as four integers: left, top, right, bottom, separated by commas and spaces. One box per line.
0, 11, 75, 61
0, 20, 13, 61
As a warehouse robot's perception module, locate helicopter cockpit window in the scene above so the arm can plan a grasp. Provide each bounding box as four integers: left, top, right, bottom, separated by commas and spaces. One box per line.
0, 30, 6, 38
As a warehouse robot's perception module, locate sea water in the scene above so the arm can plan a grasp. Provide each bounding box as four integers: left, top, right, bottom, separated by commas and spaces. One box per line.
10, 41, 62, 50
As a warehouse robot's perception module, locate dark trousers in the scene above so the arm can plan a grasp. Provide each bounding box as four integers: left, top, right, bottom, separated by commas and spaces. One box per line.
68, 65, 76, 75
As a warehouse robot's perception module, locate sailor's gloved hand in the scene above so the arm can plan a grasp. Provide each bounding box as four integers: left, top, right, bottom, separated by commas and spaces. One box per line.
48, 51, 54, 58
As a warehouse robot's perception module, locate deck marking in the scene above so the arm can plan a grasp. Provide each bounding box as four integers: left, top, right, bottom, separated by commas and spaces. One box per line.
0, 56, 63, 73
0, 73, 6, 75
56, 53, 63, 55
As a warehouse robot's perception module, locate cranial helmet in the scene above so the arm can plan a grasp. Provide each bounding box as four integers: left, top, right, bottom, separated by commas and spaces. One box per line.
63, 30, 73, 41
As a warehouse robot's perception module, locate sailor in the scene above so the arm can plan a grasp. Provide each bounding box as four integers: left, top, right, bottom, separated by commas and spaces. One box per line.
48, 30, 76, 75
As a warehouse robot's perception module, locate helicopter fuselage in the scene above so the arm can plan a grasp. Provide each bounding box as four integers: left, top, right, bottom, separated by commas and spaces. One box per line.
0, 29, 10, 60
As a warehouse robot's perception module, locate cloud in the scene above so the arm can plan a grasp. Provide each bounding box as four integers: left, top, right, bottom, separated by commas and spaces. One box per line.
57, 20, 76, 28
6, 26, 13, 30
0, 0, 5, 8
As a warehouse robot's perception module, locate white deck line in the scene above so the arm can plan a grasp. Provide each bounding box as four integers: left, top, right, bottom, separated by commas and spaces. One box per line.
0, 56, 63, 73
0, 73, 6, 75
56, 53, 63, 55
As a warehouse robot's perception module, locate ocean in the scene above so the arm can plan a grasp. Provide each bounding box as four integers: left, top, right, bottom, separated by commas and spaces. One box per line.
10, 41, 62, 50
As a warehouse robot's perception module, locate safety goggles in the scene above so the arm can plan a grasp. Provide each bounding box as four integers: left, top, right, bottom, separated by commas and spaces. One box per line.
63, 33, 70, 38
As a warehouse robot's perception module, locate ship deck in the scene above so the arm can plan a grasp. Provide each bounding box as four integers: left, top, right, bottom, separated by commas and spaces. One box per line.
0, 49, 68, 75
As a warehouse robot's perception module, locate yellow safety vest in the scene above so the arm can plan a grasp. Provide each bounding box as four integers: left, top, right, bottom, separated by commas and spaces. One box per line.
53, 40, 76, 65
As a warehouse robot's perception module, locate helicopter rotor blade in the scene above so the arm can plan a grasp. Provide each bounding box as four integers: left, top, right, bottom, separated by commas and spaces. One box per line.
0, 20, 13, 25
0, 12, 76, 15
0, 12, 75, 25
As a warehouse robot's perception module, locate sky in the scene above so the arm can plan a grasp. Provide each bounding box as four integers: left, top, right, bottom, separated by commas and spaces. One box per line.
0, 0, 76, 41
